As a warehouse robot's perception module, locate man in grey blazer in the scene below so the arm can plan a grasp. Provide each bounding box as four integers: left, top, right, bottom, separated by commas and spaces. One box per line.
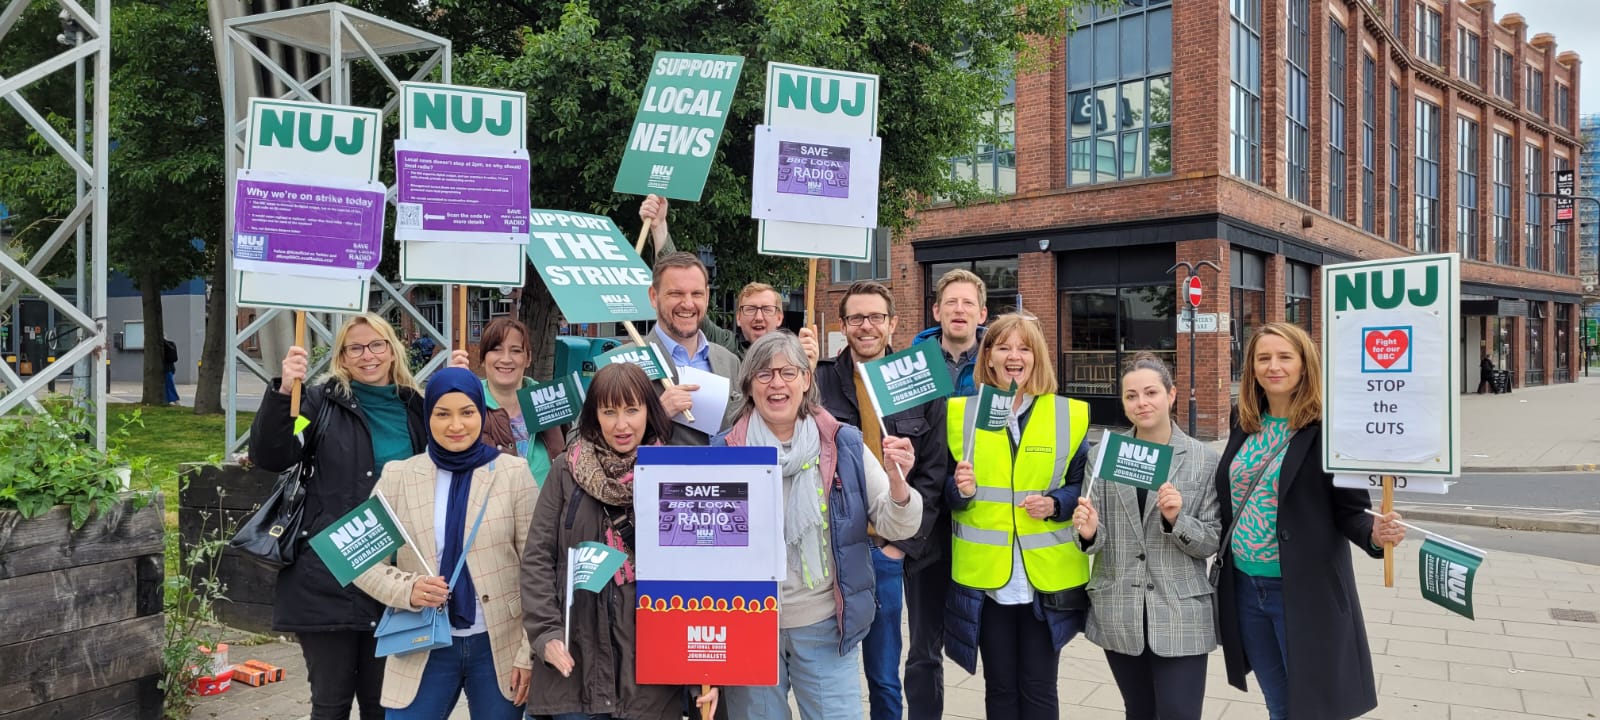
637, 251, 743, 445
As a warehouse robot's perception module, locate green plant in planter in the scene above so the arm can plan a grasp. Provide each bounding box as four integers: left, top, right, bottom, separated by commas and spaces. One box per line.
160, 472, 234, 720
0, 398, 158, 527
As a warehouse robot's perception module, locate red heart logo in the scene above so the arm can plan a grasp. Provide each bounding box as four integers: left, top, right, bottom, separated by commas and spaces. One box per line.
1364, 330, 1409, 369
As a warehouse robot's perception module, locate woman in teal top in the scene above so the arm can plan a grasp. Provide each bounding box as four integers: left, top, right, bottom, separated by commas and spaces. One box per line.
451, 316, 563, 485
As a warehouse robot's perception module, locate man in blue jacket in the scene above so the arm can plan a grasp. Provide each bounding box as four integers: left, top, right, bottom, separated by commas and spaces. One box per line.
816, 281, 949, 720
913, 268, 988, 399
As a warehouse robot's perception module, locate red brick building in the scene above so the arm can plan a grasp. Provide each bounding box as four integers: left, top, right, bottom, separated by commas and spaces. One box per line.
815, 0, 1583, 439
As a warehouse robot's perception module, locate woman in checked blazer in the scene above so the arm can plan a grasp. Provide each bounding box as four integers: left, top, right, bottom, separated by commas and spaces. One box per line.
1072, 353, 1221, 720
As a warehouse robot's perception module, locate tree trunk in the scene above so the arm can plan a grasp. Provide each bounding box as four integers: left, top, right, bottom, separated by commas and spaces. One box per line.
192, 249, 228, 414
517, 262, 559, 382
138, 269, 165, 405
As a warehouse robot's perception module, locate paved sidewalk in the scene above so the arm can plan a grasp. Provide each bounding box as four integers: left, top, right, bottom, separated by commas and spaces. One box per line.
1456, 374, 1600, 473
193, 543, 1600, 719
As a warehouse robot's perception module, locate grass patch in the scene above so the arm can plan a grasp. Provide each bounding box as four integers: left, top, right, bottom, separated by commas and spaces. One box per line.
113, 403, 254, 518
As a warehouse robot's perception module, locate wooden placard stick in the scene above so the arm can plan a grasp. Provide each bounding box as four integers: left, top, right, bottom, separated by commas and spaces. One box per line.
289, 311, 306, 417
700, 684, 713, 720
622, 320, 695, 424
804, 258, 817, 328
635, 217, 654, 254
455, 284, 470, 353
1381, 475, 1396, 587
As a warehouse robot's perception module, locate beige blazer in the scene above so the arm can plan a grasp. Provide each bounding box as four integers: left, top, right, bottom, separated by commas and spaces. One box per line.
354, 453, 537, 708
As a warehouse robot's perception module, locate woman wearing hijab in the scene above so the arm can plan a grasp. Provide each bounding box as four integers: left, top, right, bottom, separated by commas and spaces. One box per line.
352, 367, 536, 719
714, 332, 922, 720
521, 362, 719, 720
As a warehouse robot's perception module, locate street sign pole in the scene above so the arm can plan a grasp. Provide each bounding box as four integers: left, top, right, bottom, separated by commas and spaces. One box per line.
1167, 261, 1220, 437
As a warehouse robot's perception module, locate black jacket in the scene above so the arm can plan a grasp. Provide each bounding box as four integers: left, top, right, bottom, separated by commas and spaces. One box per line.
249, 378, 426, 633
815, 350, 951, 572
162, 339, 178, 373
1213, 418, 1380, 720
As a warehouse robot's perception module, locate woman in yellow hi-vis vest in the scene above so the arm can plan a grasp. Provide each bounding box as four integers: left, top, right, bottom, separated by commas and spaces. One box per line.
943, 313, 1091, 720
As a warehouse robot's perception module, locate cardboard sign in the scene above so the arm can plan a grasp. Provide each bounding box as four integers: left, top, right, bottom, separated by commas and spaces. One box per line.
524, 210, 656, 323
613, 52, 745, 201
308, 497, 405, 586
516, 373, 584, 434
751, 125, 880, 228
1091, 430, 1174, 491
633, 446, 783, 686
394, 143, 531, 244
1418, 538, 1482, 619
1322, 253, 1460, 478
597, 343, 670, 381
757, 63, 880, 261
860, 340, 955, 416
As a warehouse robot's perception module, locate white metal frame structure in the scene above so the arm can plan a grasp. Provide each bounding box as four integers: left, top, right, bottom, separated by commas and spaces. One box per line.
221, 3, 452, 452
0, 0, 110, 449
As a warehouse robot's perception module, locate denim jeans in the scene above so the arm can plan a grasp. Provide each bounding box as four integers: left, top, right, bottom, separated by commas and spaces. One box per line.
723, 616, 863, 720
861, 545, 904, 720
163, 370, 179, 403
387, 632, 521, 720
1233, 570, 1290, 720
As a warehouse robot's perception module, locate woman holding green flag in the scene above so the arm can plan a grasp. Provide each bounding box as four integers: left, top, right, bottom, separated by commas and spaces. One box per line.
450, 316, 564, 486
520, 362, 720, 720
1071, 352, 1220, 720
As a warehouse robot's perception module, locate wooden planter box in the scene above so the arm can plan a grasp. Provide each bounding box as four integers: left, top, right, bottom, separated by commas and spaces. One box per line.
0, 494, 165, 720
179, 463, 281, 634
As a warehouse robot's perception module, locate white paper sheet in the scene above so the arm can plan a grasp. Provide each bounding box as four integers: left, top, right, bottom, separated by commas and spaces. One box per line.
673, 365, 732, 437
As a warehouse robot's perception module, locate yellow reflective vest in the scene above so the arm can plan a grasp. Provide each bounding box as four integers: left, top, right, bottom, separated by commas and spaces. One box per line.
947, 393, 1091, 593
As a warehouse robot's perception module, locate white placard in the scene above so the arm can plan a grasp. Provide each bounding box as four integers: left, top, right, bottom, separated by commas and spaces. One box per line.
673, 365, 733, 437
751, 125, 880, 229
1332, 473, 1453, 494
633, 446, 784, 582
1322, 253, 1460, 480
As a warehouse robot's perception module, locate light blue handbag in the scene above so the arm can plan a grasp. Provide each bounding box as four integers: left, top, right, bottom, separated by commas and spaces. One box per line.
373, 493, 490, 658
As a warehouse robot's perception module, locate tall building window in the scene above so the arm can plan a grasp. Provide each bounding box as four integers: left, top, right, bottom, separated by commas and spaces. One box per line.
1525, 143, 1544, 270
950, 81, 1016, 194
1555, 83, 1571, 129
1230, 249, 1266, 382
833, 229, 891, 282
1392, 0, 1403, 33
1415, 4, 1441, 64
1493, 132, 1513, 265
1555, 156, 1571, 274
1457, 28, 1481, 85
1526, 304, 1546, 386
1414, 100, 1440, 253
1284, 0, 1310, 202
1556, 304, 1572, 382
1389, 81, 1402, 245
1362, 54, 1377, 232
1494, 49, 1514, 100
1229, 0, 1262, 183
1286, 261, 1313, 333
1328, 21, 1348, 217
1457, 117, 1480, 260
1065, 1, 1174, 185
1526, 67, 1545, 117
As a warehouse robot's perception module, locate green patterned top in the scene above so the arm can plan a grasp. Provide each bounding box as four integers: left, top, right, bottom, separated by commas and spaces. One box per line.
1228, 415, 1292, 578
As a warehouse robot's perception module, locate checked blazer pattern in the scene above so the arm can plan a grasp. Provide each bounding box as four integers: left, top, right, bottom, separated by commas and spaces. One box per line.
353, 454, 537, 709
1078, 424, 1222, 657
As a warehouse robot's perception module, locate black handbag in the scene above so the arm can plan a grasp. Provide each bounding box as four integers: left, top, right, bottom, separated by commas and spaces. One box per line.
230, 406, 331, 568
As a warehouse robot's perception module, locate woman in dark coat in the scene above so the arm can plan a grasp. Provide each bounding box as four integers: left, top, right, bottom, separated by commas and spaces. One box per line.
1213, 322, 1407, 720
249, 313, 427, 720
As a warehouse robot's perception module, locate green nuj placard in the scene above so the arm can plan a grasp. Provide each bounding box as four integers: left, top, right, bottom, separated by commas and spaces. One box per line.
596, 344, 670, 381
1091, 431, 1174, 491
1418, 538, 1482, 619
309, 496, 405, 586
524, 209, 656, 323
613, 52, 745, 201
518, 373, 585, 434
861, 340, 955, 416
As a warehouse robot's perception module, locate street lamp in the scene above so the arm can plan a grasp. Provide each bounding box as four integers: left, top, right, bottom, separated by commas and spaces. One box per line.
1166, 259, 1221, 437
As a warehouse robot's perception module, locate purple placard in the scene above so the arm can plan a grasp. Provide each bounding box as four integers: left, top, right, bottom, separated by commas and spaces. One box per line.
395, 149, 531, 237
776, 141, 851, 199
233, 179, 383, 273
658, 482, 749, 548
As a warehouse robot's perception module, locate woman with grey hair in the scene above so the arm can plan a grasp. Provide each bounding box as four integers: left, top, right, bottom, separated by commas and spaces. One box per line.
713, 332, 922, 720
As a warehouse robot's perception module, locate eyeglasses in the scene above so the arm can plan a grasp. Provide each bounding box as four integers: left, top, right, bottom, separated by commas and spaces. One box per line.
843, 313, 891, 327
738, 305, 782, 319
342, 339, 391, 358
753, 366, 805, 383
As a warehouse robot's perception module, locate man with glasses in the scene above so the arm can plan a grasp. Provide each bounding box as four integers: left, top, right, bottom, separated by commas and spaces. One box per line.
640, 194, 818, 362
913, 269, 989, 398
639, 251, 744, 445
815, 281, 951, 720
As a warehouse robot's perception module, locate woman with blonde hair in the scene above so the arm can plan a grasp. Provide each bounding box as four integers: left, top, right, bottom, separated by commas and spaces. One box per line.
1213, 322, 1406, 720
944, 313, 1090, 720
1072, 352, 1220, 720
250, 312, 426, 720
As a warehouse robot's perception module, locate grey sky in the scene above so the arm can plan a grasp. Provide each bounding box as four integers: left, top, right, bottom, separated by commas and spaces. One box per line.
1489, 0, 1600, 114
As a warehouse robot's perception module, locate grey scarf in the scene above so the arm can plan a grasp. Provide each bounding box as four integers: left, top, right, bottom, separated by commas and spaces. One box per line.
747, 413, 828, 588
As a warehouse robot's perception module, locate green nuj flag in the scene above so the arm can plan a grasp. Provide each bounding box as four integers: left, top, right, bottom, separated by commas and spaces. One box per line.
973, 382, 1017, 432
1418, 538, 1482, 619
518, 373, 585, 434
613, 52, 745, 201
596, 344, 670, 381
1091, 430, 1174, 491
860, 339, 955, 416
565, 541, 631, 645
309, 496, 405, 586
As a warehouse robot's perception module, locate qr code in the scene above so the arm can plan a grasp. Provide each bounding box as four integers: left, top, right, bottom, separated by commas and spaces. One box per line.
397, 202, 422, 228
